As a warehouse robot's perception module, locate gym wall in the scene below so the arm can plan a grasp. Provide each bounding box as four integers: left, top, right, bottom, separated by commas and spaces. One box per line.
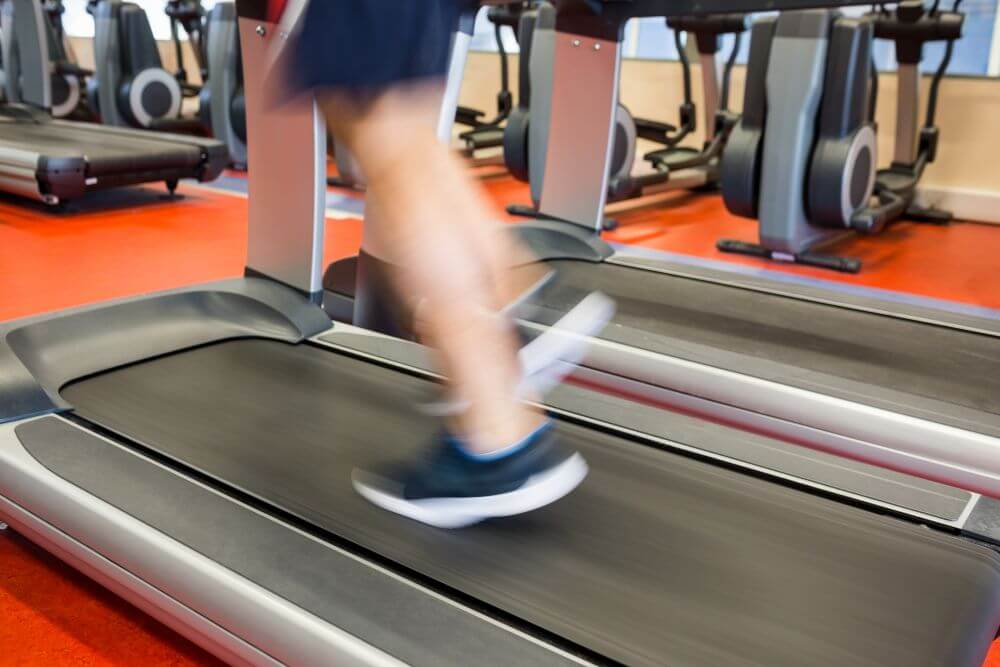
462, 52, 1000, 224
68, 38, 1000, 223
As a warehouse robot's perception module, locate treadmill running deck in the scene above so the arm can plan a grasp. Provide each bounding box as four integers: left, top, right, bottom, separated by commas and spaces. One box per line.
60, 339, 1000, 666
523, 259, 1000, 435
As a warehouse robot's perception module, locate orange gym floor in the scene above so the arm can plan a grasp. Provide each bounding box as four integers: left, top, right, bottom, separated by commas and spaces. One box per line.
1, 171, 998, 665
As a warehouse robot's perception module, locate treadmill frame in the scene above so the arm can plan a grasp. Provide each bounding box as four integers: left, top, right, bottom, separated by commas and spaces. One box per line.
1, 2, 998, 664
1, 280, 998, 665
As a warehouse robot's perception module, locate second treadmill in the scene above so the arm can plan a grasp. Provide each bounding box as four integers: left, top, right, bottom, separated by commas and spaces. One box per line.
0, 0, 226, 205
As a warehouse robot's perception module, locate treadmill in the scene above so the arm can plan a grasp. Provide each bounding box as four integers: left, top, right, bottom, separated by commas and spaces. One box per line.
0, 0, 227, 205
1, 2, 999, 665
324, 0, 1000, 500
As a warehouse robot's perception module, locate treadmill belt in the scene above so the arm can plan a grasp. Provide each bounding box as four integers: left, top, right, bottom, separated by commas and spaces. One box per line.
530, 260, 1000, 423
62, 340, 1000, 666
0, 117, 205, 174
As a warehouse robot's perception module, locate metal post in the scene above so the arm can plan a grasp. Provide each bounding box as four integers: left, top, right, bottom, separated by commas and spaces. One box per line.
534, 16, 623, 232
240, 15, 327, 301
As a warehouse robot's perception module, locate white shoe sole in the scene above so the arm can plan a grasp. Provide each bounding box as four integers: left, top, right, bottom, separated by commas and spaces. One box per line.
517, 291, 616, 395
352, 453, 589, 529
422, 292, 615, 416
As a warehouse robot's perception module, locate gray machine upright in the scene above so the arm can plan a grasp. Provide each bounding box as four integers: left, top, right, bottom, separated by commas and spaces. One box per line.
91, 0, 184, 127
718, 11, 877, 272
1, 0, 51, 108
718, 4, 963, 272
203, 1, 247, 167
505, 5, 748, 228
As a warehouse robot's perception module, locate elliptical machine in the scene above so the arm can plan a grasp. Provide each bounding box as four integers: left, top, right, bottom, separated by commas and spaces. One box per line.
89, 0, 208, 133
717, 3, 963, 273
856, 0, 962, 229
453, 2, 521, 160
504, 3, 747, 230
1, 0, 92, 118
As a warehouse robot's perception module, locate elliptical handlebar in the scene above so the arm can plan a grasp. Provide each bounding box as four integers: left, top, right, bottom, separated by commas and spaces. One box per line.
668, 13, 749, 54
642, 13, 747, 158
868, 2, 963, 64
166, 0, 208, 86
865, 0, 963, 166
852, 1, 964, 233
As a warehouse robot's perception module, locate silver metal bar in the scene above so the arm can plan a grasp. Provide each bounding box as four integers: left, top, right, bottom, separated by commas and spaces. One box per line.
0, 498, 275, 667
241, 16, 327, 299
609, 251, 1000, 338
565, 365, 977, 526
894, 63, 920, 165
0, 172, 46, 202
535, 29, 622, 232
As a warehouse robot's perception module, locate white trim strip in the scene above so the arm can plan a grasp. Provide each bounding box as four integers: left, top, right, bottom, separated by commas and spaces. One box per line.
917, 185, 1000, 224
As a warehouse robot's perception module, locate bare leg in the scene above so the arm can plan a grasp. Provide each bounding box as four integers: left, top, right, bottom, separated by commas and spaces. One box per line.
321, 83, 544, 454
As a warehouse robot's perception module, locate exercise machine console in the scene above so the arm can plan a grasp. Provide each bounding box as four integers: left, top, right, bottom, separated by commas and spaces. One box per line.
90, 0, 208, 133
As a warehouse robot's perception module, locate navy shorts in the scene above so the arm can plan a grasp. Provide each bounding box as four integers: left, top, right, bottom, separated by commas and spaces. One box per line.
292, 0, 465, 95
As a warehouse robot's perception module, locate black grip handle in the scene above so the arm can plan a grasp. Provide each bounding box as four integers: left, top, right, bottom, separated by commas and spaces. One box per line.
667, 14, 749, 36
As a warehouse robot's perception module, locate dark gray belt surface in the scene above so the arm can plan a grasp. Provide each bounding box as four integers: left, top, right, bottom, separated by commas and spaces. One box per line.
0, 121, 205, 173
62, 340, 1000, 667
532, 259, 1000, 418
